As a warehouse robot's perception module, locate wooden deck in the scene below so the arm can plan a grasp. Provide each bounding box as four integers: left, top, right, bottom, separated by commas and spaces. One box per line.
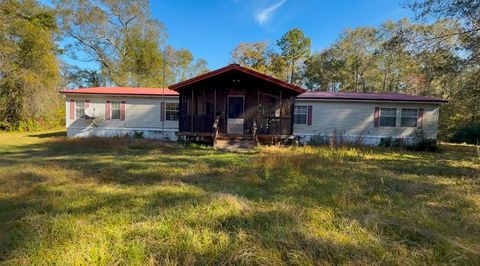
178, 131, 294, 146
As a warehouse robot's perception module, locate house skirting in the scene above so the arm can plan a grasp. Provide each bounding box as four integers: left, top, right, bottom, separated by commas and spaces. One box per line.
66, 127, 418, 146
67, 127, 178, 141
294, 134, 415, 146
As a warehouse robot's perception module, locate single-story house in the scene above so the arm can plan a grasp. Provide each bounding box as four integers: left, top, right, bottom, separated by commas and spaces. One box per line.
60, 64, 447, 146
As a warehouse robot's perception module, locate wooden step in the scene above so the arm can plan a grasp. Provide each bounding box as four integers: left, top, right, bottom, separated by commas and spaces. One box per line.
215, 136, 254, 150
216, 134, 253, 141
216, 136, 253, 141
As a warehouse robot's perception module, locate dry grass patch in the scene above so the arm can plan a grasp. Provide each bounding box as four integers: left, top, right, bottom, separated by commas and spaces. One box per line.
0, 131, 479, 265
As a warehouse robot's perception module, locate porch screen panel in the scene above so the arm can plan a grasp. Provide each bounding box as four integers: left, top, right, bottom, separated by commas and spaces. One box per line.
228, 97, 244, 118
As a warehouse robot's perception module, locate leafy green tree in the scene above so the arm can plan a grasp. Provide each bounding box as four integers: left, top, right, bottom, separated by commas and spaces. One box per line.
231, 41, 271, 74
304, 48, 345, 91
63, 65, 105, 88
276, 28, 311, 84
167, 46, 208, 84
56, 0, 208, 87
333, 27, 381, 92
407, 0, 480, 134
0, 0, 61, 130
408, 0, 480, 64
230, 41, 288, 81
117, 25, 165, 86
230, 30, 312, 83
54, 0, 167, 86
304, 19, 460, 94
267, 53, 289, 82
376, 19, 416, 92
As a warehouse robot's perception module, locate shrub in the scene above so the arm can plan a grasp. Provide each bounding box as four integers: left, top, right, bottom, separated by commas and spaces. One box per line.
379, 130, 438, 152
379, 137, 393, 147
410, 130, 438, 152
379, 137, 407, 148
449, 123, 480, 144
392, 138, 407, 148
413, 138, 438, 152
134, 131, 144, 139
308, 134, 329, 146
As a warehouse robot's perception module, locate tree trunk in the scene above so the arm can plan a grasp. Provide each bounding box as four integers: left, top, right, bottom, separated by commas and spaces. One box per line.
290, 59, 295, 84
382, 72, 387, 92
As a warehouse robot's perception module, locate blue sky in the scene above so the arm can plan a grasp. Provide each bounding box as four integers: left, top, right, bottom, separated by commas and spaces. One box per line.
152, 0, 412, 69
45, 0, 414, 70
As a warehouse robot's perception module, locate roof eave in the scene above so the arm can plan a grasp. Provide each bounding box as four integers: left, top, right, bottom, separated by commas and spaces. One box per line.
297, 97, 447, 103
59, 91, 178, 97
169, 64, 306, 94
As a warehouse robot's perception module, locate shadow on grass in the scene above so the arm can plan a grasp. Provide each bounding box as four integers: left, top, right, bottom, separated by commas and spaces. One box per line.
28, 131, 67, 138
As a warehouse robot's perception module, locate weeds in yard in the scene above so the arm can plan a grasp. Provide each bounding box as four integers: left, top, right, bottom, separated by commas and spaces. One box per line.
0, 131, 479, 265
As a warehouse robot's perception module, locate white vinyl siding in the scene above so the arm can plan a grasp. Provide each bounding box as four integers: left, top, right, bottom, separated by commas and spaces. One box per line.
293, 100, 440, 140
65, 94, 440, 142
66, 96, 179, 133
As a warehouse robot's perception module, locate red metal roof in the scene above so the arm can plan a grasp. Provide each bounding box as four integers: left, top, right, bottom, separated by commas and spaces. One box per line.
60, 87, 178, 96
169, 64, 306, 94
59, 86, 446, 103
298, 91, 447, 103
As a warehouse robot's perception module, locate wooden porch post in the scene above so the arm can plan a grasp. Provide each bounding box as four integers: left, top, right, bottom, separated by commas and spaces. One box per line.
257, 90, 260, 122
279, 90, 283, 133
178, 92, 183, 132
214, 89, 217, 116
202, 89, 206, 115
290, 96, 295, 135
279, 90, 283, 117
268, 89, 272, 134
224, 89, 227, 131
191, 89, 194, 133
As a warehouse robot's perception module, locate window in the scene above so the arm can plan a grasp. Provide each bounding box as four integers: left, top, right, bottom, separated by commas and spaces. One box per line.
380, 108, 397, 127
294, 106, 307, 124
111, 101, 120, 119
75, 101, 84, 119
166, 103, 179, 121
401, 108, 418, 127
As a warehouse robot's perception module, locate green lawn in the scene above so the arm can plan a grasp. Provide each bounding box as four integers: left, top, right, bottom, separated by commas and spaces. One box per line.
0, 131, 479, 265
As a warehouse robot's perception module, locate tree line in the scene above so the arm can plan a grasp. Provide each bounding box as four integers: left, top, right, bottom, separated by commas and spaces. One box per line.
230, 0, 479, 141
1, 0, 478, 142
0, 0, 208, 130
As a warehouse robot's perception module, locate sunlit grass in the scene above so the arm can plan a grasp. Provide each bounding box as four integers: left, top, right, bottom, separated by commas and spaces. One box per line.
0, 131, 479, 265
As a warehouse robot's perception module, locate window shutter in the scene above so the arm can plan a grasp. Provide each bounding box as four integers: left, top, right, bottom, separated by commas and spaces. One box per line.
307, 105, 313, 126
374, 107, 380, 127
84, 100, 90, 108
120, 101, 126, 121
417, 108, 424, 129
70, 99, 75, 119
105, 101, 111, 120
160, 102, 165, 121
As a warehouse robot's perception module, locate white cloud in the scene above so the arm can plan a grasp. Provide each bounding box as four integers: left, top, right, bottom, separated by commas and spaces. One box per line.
255, 0, 287, 25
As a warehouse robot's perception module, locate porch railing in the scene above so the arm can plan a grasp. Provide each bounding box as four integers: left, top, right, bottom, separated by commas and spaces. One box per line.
179, 114, 215, 133
180, 114, 292, 135
245, 116, 292, 135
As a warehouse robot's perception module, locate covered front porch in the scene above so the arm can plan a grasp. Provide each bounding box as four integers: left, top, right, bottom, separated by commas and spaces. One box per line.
169, 64, 305, 144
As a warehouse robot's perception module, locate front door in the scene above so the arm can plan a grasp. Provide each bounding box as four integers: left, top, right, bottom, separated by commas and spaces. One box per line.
227, 96, 244, 134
